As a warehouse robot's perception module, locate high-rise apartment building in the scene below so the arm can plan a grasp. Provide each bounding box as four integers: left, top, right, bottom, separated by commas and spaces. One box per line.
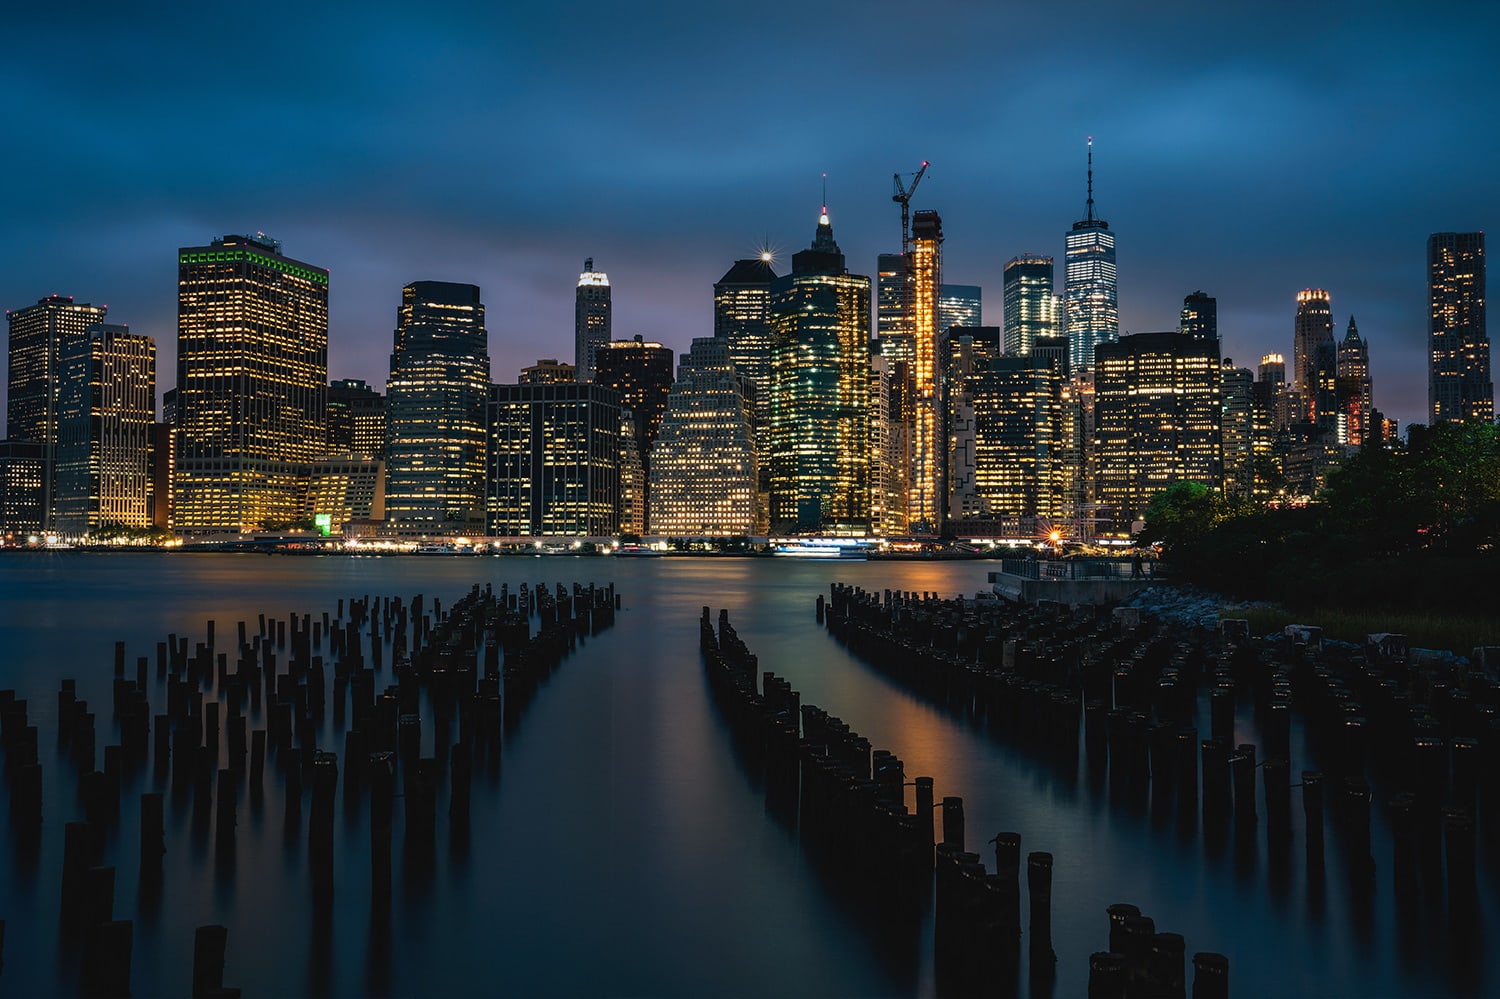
6, 294, 110, 526
328, 378, 385, 460
1064, 139, 1118, 373
938, 284, 982, 335
486, 382, 621, 537
907, 209, 944, 534
1293, 289, 1334, 424
1002, 255, 1059, 360
384, 281, 491, 536
1428, 232, 1491, 423
53, 324, 156, 536
1220, 358, 1254, 499
876, 253, 913, 367
648, 337, 758, 537
1180, 291, 1218, 341
574, 258, 611, 381
175, 234, 328, 534
971, 356, 1067, 522
1093, 331, 1223, 533
768, 206, 871, 535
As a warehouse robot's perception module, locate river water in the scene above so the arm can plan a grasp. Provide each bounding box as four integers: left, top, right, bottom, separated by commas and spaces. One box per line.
0, 552, 1491, 996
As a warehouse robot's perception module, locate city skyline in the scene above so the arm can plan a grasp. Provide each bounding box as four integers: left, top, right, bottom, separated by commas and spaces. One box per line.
2, 4, 1496, 432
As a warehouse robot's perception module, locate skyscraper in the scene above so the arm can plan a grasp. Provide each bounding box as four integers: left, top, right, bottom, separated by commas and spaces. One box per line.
175, 234, 328, 534
593, 335, 675, 528
0, 440, 45, 539
519, 358, 577, 384
1428, 231, 1491, 423
648, 337, 758, 537
938, 284, 982, 334
6, 294, 109, 526
876, 253, 912, 366
1180, 291, 1218, 341
384, 281, 491, 536
768, 205, 871, 535
1336, 317, 1373, 446
575, 258, 611, 381
1293, 289, 1334, 423
53, 323, 156, 536
971, 356, 1067, 523
486, 382, 621, 537
1093, 331, 1223, 533
908, 209, 944, 534
940, 326, 1002, 522
1220, 358, 1254, 499
327, 378, 385, 460
1064, 138, 1118, 373
1002, 255, 1059, 360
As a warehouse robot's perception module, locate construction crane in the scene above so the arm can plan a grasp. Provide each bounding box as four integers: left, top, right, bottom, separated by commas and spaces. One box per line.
892, 160, 929, 260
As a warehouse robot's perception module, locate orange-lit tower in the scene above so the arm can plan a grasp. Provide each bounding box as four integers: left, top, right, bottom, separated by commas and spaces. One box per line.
908, 209, 943, 533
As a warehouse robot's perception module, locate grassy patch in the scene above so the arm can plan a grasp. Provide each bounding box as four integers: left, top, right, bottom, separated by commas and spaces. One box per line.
1224, 605, 1500, 656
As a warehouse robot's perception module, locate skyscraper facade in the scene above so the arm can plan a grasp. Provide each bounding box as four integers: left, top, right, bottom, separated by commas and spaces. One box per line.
1002, 255, 1058, 359
384, 281, 491, 536
519, 359, 576, 385
907, 209, 943, 534
1336, 317, 1374, 446
1428, 231, 1491, 423
876, 253, 913, 366
1093, 331, 1223, 532
941, 326, 1002, 522
5, 294, 109, 526
1220, 358, 1254, 500
593, 336, 675, 469
486, 382, 621, 537
1064, 139, 1118, 373
574, 258, 611, 381
648, 337, 758, 537
971, 356, 1067, 522
1180, 291, 1218, 341
174, 234, 328, 534
53, 324, 157, 536
0, 440, 45, 539
327, 378, 385, 460
768, 207, 871, 535
938, 284, 982, 334
1293, 289, 1334, 423
713, 256, 777, 525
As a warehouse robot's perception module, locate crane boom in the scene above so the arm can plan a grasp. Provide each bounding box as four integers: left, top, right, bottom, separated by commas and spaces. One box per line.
892, 160, 929, 260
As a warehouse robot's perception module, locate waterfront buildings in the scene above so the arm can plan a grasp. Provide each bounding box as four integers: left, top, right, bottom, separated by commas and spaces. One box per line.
941, 326, 1002, 522
306, 456, 385, 533
1093, 331, 1223, 532
327, 378, 385, 460
0, 440, 45, 539
767, 206, 871, 535
648, 337, 758, 537
907, 209, 943, 534
174, 234, 328, 535
574, 258, 611, 382
593, 336, 674, 471
1428, 231, 1491, 423
383, 281, 490, 536
1064, 139, 1118, 373
970, 356, 1066, 522
5, 294, 109, 526
53, 324, 157, 535
1002, 255, 1059, 361
486, 382, 621, 537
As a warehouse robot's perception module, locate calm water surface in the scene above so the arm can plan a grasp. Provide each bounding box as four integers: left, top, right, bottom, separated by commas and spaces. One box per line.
0, 552, 1492, 996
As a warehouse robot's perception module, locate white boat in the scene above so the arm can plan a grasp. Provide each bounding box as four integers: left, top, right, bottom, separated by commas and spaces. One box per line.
772, 542, 867, 560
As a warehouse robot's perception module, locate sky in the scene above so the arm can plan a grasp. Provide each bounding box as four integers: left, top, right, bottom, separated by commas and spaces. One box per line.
2, 1, 1495, 431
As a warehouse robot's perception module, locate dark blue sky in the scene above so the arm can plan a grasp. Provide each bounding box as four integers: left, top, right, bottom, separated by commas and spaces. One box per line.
3, 1, 1494, 429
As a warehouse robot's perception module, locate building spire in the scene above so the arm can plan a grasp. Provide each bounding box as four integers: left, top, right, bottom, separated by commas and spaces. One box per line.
1086, 136, 1096, 223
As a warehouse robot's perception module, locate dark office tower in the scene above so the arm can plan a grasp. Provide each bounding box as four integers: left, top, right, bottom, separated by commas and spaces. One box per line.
486, 382, 621, 537
1220, 358, 1254, 500
1093, 332, 1223, 534
907, 209, 944, 534
649, 337, 758, 537
1065, 138, 1118, 372
1335, 316, 1374, 446
176, 235, 328, 534
876, 253, 913, 366
1428, 232, 1491, 423
6, 294, 109, 525
1180, 291, 1218, 341
593, 336, 675, 527
384, 281, 490, 536
971, 356, 1067, 522
1003, 255, 1058, 359
768, 205, 871, 535
519, 358, 577, 384
713, 255, 777, 485
939, 284, 982, 334
328, 378, 386, 460
575, 258, 612, 381
1293, 288, 1334, 417
53, 324, 156, 536
0, 440, 45, 539
868, 349, 906, 536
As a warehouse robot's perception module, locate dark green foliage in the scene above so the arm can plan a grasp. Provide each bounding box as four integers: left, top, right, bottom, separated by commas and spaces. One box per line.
1140, 421, 1500, 617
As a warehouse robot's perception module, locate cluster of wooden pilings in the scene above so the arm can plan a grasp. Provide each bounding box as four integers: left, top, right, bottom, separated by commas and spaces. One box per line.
0, 578, 617, 994
701, 605, 1228, 997
823, 582, 1499, 981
